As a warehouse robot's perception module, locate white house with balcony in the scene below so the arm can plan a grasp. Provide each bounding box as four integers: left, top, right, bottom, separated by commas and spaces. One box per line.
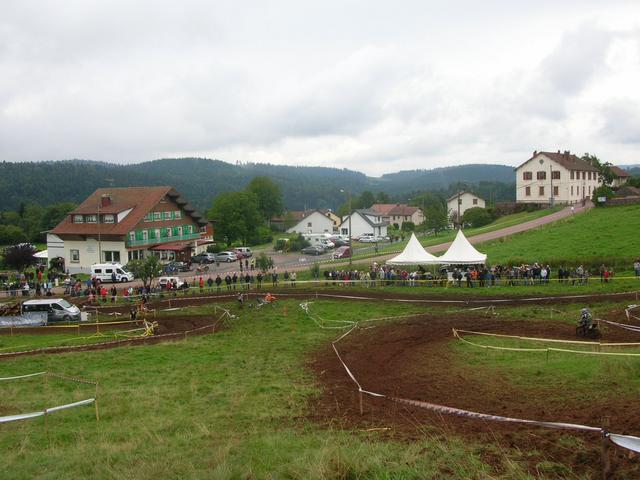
48, 186, 210, 274
516, 150, 600, 205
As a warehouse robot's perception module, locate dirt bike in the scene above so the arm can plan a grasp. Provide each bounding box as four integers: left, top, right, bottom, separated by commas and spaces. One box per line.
576, 311, 600, 339
195, 265, 210, 274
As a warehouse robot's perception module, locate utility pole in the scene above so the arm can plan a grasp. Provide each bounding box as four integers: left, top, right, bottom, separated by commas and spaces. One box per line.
97, 200, 102, 263
550, 164, 555, 207
340, 189, 353, 266
457, 190, 461, 229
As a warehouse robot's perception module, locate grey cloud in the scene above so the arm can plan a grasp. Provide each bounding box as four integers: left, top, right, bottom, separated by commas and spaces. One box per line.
600, 98, 640, 144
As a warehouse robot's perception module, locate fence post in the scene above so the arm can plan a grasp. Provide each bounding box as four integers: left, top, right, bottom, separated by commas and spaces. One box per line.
601, 417, 611, 480
95, 383, 100, 421
359, 390, 363, 415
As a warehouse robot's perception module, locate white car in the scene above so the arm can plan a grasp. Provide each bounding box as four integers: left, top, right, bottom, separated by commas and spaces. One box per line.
360, 235, 386, 243
158, 276, 187, 289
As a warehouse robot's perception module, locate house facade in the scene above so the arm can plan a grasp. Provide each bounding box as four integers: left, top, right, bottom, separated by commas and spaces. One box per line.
515, 150, 600, 204
370, 204, 425, 228
447, 192, 486, 221
611, 166, 631, 188
286, 210, 335, 235
48, 186, 210, 274
339, 209, 389, 238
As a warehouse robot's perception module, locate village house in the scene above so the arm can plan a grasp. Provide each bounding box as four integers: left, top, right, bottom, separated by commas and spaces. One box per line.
447, 192, 486, 222
611, 166, 631, 188
47, 186, 211, 274
339, 209, 389, 239
286, 210, 335, 235
370, 204, 425, 228
515, 150, 600, 205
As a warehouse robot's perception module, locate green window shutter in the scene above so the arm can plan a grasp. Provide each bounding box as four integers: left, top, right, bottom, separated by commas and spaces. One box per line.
149, 229, 156, 239
161, 228, 168, 238
135, 230, 143, 241
172, 227, 179, 236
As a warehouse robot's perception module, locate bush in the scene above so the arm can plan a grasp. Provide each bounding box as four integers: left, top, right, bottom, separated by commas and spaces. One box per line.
206, 244, 225, 254
592, 185, 615, 206
248, 226, 273, 246
309, 262, 320, 279
274, 233, 309, 252
401, 222, 415, 232
462, 207, 492, 228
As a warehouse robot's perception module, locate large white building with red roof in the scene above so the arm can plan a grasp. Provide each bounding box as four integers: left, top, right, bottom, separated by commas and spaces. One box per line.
516, 150, 600, 205
47, 186, 211, 273
370, 204, 424, 228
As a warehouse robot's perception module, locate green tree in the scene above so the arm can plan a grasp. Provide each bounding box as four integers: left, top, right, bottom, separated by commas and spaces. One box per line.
358, 190, 376, 209
462, 207, 492, 228
0, 225, 28, 245
126, 255, 163, 287
207, 191, 262, 245
375, 192, 390, 203
582, 153, 615, 186
41, 202, 76, 232
255, 252, 274, 272
2, 243, 37, 272
424, 202, 449, 234
245, 176, 284, 222
592, 185, 615, 206
401, 221, 415, 232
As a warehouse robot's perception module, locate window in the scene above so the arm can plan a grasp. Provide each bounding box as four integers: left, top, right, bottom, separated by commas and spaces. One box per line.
177, 226, 183, 236
142, 230, 149, 241
523, 171, 532, 180
155, 229, 161, 239
553, 186, 559, 196
153, 212, 162, 221
163, 211, 171, 220
571, 186, 574, 195
589, 186, 592, 195
537, 171, 546, 180
582, 171, 586, 180
70, 249, 80, 263
307, 222, 312, 227
570, 171, 575, 180
552, 171, 560, 180
144, 213, 153, 222
73, 215, 84, 223
103, 214, 115, 224
539, 186, 545, 196
472, 199, 478, 205
525, 186, 531, 196
85, 214, 97, 223
174, 211, 181, 219
103, 251, 121, 262
128, 250, 144, 261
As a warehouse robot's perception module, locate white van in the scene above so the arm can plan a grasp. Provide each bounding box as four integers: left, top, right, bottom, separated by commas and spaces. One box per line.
22, 298, 81, 323
304, 233, 334, 247
91, 263, 134, 283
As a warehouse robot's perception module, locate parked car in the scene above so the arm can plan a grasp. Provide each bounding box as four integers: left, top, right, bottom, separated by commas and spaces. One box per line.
215, 251, 238, 263
301, 245, 326, 255
332, 246, 352, 259
320, 239, 335, 249
91, 263, 134, 283
360, 235, 386, 243
234, 247, 253, 258
22, 298, 81, 323
191, 252, 216, 264
164, 261, 190, 273
329, 236, 349, 247
158, 276, 188, 289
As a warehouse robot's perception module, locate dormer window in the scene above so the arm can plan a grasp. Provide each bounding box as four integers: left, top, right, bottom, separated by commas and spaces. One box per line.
103, 214, 115, 224
73, 215, 84, 223
85, 215, 97, 223
153, 212, 162, 221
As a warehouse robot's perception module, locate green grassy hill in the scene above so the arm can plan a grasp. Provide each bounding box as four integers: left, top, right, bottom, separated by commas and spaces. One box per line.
479, 205, 640, 269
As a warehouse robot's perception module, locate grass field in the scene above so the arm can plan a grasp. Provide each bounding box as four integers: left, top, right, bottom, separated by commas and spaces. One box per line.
478, 204, 640, 268
4, 298, 640, 478
2, 300, 514, 479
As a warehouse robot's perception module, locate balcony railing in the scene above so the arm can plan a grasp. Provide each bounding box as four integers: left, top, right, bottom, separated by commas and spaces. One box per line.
126, 232, 201, 248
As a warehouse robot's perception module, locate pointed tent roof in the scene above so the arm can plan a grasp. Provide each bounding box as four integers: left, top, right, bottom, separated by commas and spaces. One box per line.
438, 229, 487, 264
387, 233, 440, 265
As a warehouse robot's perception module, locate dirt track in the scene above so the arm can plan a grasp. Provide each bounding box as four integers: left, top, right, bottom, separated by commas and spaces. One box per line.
310, 311, 640, 478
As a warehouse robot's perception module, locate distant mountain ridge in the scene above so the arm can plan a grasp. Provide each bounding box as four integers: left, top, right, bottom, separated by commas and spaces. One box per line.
0, 158, 516, 211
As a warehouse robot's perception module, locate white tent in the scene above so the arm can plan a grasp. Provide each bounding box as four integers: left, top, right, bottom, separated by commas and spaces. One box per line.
387, 233, 440, 265
437, 229, 487, 264
33, 250, 48, 259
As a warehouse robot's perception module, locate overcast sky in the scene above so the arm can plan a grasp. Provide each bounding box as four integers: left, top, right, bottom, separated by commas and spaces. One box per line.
1, 1, 639, 176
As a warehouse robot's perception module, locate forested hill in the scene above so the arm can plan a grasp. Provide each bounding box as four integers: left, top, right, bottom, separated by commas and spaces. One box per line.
0, 158, 515, 211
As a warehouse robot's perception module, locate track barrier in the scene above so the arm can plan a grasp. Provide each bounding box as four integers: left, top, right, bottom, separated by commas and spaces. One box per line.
299, 302, 640, 458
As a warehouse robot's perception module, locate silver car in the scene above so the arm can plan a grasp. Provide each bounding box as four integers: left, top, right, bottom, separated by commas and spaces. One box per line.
215, 251, 238, 263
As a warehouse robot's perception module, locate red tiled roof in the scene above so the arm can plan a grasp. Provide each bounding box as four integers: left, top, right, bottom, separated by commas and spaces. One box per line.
51, 186, 205, 236
387, 204, 420, 216
370, 204, 397, 215
519, 151, 598, 172
611, 166, 631, 178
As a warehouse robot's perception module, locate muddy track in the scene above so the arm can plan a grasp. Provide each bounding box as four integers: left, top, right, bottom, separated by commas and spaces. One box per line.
310, 312, 640, 478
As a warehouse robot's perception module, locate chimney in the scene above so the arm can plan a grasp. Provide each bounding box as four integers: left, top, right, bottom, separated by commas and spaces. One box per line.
533, 150, 537, 157
101, 194, 112, 208
564, 150, 570, 159
557, 149, 561, 154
